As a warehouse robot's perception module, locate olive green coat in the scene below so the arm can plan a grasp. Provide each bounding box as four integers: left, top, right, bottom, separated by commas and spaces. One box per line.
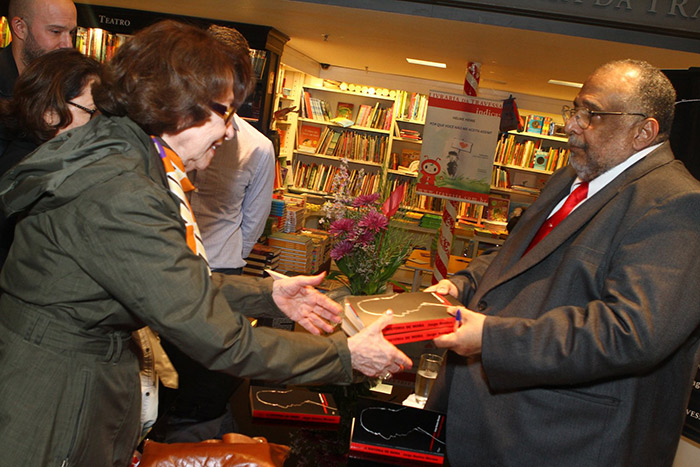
0, 115, 351, 466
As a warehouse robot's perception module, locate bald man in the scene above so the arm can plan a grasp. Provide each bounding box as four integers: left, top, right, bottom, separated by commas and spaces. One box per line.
0, 0, 77, 98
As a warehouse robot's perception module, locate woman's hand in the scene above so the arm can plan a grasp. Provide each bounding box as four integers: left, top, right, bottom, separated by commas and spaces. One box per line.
347, 310, 412, 378
271, 272, 342, 335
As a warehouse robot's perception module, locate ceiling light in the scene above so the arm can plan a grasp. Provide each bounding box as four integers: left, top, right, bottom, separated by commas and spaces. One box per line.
548, 79, 583, 88
406, 58, 447, 68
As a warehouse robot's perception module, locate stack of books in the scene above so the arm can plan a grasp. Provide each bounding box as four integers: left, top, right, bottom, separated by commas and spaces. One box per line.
342, 291, 460, 344
349, 397, 446, 465
243, 244, 281, 277
419, 214, 442, 230
268, 232, 315, 274
281, 204, 305, 233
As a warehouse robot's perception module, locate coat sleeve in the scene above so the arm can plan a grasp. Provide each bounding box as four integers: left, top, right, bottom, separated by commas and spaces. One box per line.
63, 173, 353, 386
450, 249, 498, 305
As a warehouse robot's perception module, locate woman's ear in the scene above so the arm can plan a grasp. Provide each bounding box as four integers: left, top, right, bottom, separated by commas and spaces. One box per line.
632, 117, 660, 151
43, 109, 60, 127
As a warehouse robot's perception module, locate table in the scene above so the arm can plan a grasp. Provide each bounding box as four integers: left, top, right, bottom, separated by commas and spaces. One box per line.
403, 250, 471, 291
229, 379, 418, 466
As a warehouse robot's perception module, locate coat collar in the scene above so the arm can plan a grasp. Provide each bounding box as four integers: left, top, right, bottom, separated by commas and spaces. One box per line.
482, 142, 675, 288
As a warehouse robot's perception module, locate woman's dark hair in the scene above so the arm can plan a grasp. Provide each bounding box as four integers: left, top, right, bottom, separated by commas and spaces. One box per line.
92, 20, 237, 135
0, 48, 100, 144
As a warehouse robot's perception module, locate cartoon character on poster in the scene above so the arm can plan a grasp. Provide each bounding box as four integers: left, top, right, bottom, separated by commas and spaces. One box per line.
420, 159, 441, 185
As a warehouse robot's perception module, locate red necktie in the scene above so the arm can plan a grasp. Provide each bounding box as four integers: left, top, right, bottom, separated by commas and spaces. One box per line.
524, 181, 589, 255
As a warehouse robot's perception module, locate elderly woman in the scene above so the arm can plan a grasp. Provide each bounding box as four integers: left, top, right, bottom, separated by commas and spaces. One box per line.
0, 20, 410, 466
0, 48, 100, 269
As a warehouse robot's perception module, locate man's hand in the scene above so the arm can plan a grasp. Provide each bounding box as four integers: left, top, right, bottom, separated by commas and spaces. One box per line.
271, 272, 342, 335
347, 311, 413, 378
424, 279, 458, 298
433, 307, 486, 357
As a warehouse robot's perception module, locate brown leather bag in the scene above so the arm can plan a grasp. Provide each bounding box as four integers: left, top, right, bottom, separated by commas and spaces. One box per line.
139, 432, 290, 467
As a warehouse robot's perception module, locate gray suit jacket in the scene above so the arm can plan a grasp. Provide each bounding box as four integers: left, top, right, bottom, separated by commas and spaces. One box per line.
427, 142, 700, 466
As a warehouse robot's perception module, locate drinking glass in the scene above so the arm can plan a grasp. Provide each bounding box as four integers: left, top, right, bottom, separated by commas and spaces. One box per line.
414, 353, 443, 403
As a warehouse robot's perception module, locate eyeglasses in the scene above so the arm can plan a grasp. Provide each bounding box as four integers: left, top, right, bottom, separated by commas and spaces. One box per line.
67, 101, 97, 116
562, 105, 647, 130
209, 102, 236, 125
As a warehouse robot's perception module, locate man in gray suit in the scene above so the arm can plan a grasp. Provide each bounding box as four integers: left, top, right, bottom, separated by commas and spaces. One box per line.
426, 60, 700, 466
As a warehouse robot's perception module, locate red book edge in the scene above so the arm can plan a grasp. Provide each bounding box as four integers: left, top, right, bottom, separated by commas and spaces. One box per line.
251, 409, 340, 425
384, 327, 453, 344
350, 442, 444, 464
382, 318, 454, 335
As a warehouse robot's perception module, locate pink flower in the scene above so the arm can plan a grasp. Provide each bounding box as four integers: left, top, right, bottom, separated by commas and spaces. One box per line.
357, 210, 388, 233
353, 193, 381, 207
329, 218, 355, 236
356, 230, 376, 246
331, 240, 354, 261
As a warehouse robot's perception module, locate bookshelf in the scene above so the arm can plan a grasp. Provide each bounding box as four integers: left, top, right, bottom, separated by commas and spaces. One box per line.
290, 81, 395, 196
70, 3, 288, 134
491, 129, 569, 199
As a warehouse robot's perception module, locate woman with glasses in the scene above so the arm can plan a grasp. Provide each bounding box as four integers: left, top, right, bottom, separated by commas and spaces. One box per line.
0, 20, 409, 466
0, 47, 100, 175
0, 47, 100, 270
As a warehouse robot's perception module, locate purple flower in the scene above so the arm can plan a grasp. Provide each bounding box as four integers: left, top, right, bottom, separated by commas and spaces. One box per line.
353, 193, 381, 207
356, 230, 376, 246
331, 240, 354, 261
329, 218, 355, 236
357, 210, 388, 233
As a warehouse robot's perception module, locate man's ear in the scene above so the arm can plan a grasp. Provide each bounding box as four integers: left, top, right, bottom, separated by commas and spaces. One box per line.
10, 16, 28, 41
632, 117, 660, 151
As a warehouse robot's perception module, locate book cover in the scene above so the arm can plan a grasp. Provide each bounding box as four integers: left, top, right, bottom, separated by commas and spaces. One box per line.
336, 102, 354, 120
400, 149, 421, 167
349, 397, 446, 464
526, 115, 545, 134
486, 195, 510, 222
298, 123, 322, 152
249, 385, 340, 425
343, 292, 460, 339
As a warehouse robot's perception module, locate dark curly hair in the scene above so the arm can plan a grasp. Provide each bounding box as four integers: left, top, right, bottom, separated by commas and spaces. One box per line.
0, 48, 100, 144
92, 20, 237, 136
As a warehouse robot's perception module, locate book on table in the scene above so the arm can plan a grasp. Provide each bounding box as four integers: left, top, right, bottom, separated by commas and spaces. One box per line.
342, 291, 461, 344
349, 396, 446, 465
249, 385, 340, 425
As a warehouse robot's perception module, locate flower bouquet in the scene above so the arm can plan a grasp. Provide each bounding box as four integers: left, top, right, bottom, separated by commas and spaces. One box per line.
322, 160, 415, 296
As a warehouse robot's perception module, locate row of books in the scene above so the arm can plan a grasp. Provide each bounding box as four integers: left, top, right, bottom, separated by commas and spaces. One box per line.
395, 90, 428, 123
75, 27, 130, 63
249, 385, 446, 464
292, 160, 380, 196
384, 176, 444, 213
299, 124, 389, 164
524, 114, 564, 136
0, 17, 11, 48
300, 92, 393, 131
242, 244, 281, 277
494, 134, 570, 171
354, 102, 394, 130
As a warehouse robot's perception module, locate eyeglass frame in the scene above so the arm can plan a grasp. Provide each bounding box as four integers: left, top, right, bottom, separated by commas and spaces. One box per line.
209, 102, 236, 125
562, 105, 647, 129
67, 101, 97, 116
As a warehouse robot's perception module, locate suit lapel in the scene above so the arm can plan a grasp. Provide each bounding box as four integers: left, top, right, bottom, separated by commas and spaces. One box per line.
477, 143, 675, 295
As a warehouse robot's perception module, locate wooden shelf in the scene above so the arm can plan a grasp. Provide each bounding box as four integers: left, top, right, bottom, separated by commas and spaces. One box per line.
293, 151, 383, 168
507, 130, 568, 143
493, 162, 552, 175
297, 117, 391, 135
303, 84, 395, 102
